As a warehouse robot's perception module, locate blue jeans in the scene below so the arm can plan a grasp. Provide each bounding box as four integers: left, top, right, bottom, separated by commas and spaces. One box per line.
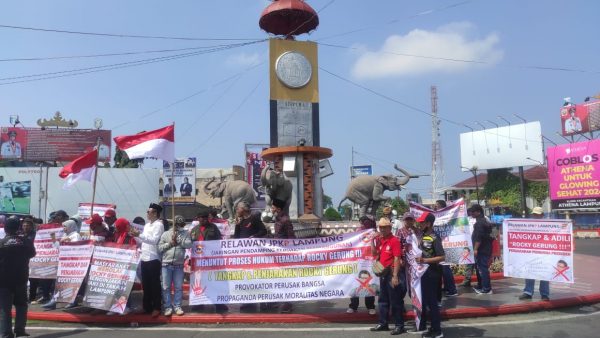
475, 253, 491, 292
442, 265, 457, 294
0, 285, 28, 338
161, 265, 184, 309
524, 279, 549, 298
378, 270, 406, 328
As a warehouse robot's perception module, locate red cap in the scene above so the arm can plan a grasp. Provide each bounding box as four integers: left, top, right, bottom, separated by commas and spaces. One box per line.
416, 211, 436, 223
114, 218, 130, 233
90, 214, 103, 225
104, 209, 116, 218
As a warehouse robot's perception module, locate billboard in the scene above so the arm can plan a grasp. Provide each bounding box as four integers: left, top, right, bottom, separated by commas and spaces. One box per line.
0, 127, 111, 162
0, 177, 31, 215
162, 158, 196, 205
245, 144, 269, 201
560, 101, 600, 136
460, 121, 544, 170
351, 165, 372, 177
547, 139, 600, 209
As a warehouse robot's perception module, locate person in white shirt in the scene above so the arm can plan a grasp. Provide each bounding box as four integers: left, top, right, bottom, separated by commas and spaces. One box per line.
131, 203, 164, 317
60, 220, 81, 243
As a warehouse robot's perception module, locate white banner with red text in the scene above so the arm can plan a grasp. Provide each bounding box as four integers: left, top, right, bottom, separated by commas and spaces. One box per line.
54, 241, 94, 303
502, 218, 574, 283
189, 231, 379, 305
29, 224, 64, 278
410, 199, 474, 265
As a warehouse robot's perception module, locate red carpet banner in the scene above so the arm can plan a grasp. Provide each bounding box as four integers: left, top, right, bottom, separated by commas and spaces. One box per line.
83, 243, 140, 313
410, 199, 474, 264
55, 241, 94, 303
189, 231, 378, 305
503, 218, 574, 283
29, 224, 64, 278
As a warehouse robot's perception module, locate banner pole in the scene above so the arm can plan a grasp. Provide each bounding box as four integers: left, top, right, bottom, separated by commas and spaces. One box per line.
171, 162, 176, 227
90, 138, 101, 216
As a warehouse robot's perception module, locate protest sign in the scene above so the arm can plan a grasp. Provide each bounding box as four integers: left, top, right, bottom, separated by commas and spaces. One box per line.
189, 231, 378, 305
410, 199, 474, 264
29, 224, 64, 278
83, 243, 140, 313
54, 241, 94, 303
405, 232, 428, 330
503, 218, 574, 283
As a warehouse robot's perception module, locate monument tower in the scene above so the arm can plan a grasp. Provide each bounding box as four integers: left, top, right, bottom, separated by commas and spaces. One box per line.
259, 0, 333, 220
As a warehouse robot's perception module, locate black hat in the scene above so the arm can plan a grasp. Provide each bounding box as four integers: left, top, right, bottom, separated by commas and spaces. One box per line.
470, 204, 484, 214
5, 216, 20, 234
197, 210, 210, 218
8, 130, 16, 137
54, 210, 69, 219
149, 203, 163, 214
272, 198, 286, 209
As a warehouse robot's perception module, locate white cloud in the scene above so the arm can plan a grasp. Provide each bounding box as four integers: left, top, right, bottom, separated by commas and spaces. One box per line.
227, 52, 263, 67
351, 22, 503, 79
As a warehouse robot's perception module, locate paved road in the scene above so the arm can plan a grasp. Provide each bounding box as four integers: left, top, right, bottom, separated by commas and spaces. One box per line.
24, 302, 600, 338
575, 238, 600, 257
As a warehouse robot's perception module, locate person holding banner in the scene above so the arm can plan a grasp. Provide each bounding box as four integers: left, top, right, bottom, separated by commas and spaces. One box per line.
0, 216, 36, 338
369, 218, 405, 336
131, 203, 164, 317
416, 212, 445, 338
271, 198, 295, 313
433, 200, 458, 299
348, 215, 377, 315
519, 207, 550, 301
158, 215, 192, 316
470, 204, 493, 295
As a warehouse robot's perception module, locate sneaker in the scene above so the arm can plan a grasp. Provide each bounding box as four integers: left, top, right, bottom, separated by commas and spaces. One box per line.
518, 293, 532, 300
541, 296, 550, 301
346, 308, 356, 313
422, 329, 444, 338
445, 291, 458, 297
14, 331, 30, 337
473, 288, 493, 295
41, 300, 57, 310
174, 307, 184, 316
64, 302, 79, 309
163, 308, 173, 316
368, 308, 377, 315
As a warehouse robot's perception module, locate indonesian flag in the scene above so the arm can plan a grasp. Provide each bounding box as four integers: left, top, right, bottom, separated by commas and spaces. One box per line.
113, 124, 174, 162
59, 149, 98, 189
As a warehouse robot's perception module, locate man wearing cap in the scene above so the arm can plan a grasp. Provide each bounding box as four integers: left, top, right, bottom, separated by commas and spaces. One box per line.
0, 216, 36, 338
0, 130, 22, 159
470, 204, 493, 295
158, 215, 192, 316
369, 218, 405, 335
131, 203, 165, 317
103, 209, 117, 235
519, 207, 550, 301
416, 212, 445, 338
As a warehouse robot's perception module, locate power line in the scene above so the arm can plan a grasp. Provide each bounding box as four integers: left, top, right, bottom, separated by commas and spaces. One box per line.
0, 40, 266, 86
315, 0, 474, 42
0, 23, 261, 41
0, 43, 252, 62
319, 42, 600, 75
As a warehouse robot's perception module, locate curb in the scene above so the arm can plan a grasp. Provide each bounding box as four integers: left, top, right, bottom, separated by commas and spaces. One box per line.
23, 292, 600, 324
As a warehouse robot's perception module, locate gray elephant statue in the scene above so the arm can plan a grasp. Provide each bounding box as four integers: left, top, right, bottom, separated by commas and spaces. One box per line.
338, 164, 416, 218
260, 165, 293, 215
203, 177, 256, 220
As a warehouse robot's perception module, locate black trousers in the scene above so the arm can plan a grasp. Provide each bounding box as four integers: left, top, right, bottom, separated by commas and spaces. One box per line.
349, 296, 375, 310
141, 260, 162, 312
0, 285, 28, 337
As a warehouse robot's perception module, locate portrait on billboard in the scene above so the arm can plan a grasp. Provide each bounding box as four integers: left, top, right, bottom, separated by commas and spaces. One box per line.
0, 128, 25, 160
559, 102, 599, 136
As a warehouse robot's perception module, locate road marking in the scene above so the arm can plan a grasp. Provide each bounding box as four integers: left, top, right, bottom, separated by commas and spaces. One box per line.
25, 309, 600, 332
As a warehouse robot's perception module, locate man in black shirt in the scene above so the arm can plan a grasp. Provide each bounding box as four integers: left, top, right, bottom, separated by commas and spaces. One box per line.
0, 216, 36, 338
416, 212, 445, 338
470, 204, 493, 294
233, 202, 267, 239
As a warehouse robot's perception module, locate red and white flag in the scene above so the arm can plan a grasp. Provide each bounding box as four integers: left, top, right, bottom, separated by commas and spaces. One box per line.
59, 149, 98, 189
113, 124, 174, 162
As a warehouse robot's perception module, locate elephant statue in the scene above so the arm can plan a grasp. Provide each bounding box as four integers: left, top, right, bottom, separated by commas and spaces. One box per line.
203, 177, 256, 221
260, 165, 293, 215
338, 164, 416, 218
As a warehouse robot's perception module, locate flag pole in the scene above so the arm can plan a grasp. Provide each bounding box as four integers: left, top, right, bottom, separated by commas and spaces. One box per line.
90, 138, 101, 216
170, 122, 176, 230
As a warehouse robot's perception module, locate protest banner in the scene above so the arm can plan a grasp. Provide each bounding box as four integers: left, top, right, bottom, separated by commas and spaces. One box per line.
78, 203, 117, 239
54, 241, 94, 303
410, 199, 474, 264
83, 243, 140, 313
503, 218, 574, 283
405, 232, 428, 330
29, 224, 64, 278
189, 231, 378, 305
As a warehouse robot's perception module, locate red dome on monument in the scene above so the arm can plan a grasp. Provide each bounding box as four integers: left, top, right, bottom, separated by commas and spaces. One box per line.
259, 0, 319, 37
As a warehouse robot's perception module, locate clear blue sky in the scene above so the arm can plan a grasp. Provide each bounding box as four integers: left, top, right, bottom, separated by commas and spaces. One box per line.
1, 0, 598, 205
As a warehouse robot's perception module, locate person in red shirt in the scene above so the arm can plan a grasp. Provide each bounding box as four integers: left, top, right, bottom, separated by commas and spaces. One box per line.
370, 218, 405, 335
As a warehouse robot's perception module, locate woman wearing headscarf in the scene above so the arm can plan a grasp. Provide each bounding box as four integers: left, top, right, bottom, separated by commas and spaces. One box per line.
111, 218, 136, 245
60, 220, 81, 243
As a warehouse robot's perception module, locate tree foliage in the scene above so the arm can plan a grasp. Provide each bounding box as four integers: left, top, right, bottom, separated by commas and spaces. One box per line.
323, 207, 342, 221
483, 168, 549, 215
375, 197, 408, 219
113, 148, 141, 168
322, 194, 333, 209
528, 181, 549, 207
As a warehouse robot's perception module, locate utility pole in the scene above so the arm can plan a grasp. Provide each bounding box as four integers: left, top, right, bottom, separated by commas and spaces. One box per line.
431, 85, 445, 201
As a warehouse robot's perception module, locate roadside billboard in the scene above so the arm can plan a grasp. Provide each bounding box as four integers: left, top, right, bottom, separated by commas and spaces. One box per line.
351, 165, 372, 177
162, 158, 196, 205
0, 127, 111, 162
547, 139, 600, 209
245, 144, 269, 201
560, 101, 600, 136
